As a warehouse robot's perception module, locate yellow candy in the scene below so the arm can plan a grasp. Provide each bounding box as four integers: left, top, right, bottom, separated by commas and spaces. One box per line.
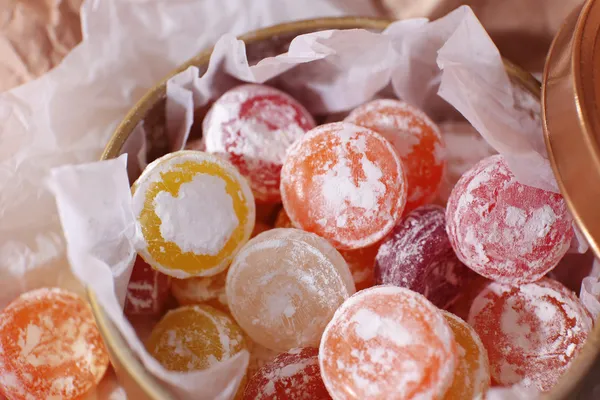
442, 311, 490, 400
146, 304, 247, 372
132, 150, 255, 278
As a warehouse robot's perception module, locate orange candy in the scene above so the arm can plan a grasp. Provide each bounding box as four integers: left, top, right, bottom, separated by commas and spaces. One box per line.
441, 311, 490, 400
319, 286, 458, 400
0, 288, 109, 400
280, 122, 407, 250
345, 99, 445, 212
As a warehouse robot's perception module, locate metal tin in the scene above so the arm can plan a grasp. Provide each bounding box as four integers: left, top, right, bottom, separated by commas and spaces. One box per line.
94, 16, 594, 400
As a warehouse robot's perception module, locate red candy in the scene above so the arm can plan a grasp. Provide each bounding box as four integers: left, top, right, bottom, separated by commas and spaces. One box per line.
243, 348, 331, 400
446, 155, 573, 284
124, 256, 172, 316
203, 84, 315, 203
468, 278, 593, 391
375, 205, 475, 309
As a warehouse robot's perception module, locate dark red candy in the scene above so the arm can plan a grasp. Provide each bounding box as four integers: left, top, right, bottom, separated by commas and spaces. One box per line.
124, 256, 172, 315
374, 204, 474, 309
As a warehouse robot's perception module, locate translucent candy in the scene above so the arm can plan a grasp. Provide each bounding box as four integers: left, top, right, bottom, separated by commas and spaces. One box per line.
0, 288, 109, 400
124, 256, 172, 316
243, 348, 331, 400
375, 205, 475, 309
468, 278, 593, 391
446, 155, 573, 284
441, 311, 490, 400
146, 304, 247, 372
171, 271, 229, 313
345, 99, 445, 212
132, 150, 255, 278
319, 286, 458, 400
281, 122, 407, 250
226, 228, 355, 352
203, 84, 315, 203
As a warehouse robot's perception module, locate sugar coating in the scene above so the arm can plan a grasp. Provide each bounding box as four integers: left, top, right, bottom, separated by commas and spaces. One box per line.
132, 150, 255, 279
0, 288, 109, 400
345, 99, 446, 211
171, 270, 229, 313
468, 278, 593, 391
243, 347, 331, 400
226, 228, 355, 352
446, 155, 573, 284
319, 286, 457, 400
281, 122, 407, 250
375, 205, 475, 309
124, 256, 172, 316
203, 84, 315, 203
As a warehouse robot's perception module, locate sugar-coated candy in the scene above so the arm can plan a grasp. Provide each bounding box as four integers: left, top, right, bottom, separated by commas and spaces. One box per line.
124, 256, 172, 315
468, 278, 593, 391
226, 228, 355, 352
171, 271, 229, 313
146, 304, 246, 372
441, 311, 490, 400
446, 155, 573, 284
132, 150, 255, 278
0, 288, 109, 400
345, 99, 445, 211
375, 205, 475, 309
319, 286, 458, 400
281, 122, 407, 250
243, 348, 331, 400
203, 84, 315, 203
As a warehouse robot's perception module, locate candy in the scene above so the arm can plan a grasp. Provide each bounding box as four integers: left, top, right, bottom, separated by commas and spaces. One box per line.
132, 150, 255, 278
247, 341, 280, 379
345, 99, 445, 211
0, 288, 109, 400
375, 205, 475, 309
226, 228, 355, 352
319, 286, 458, 400
203, 84, 315, 203
446, 155, 573, 284
124, 256, 172, 316
281, 122, 407, 250
468, 278, 593, 391
441, 311, 490, 400
171, 271, 229, 313
146, 304, 247, 372
243, 348, 331, 400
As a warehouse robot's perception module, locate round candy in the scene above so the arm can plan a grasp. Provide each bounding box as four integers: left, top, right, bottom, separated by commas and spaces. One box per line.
319, 286, 458, 400
171, 271, 229, 313
446, 155, 573, 284
125, 256, 172, 316
345, 99, 445, 211
243, 348, 331, 400
468, 278, 593, 391
203, 84, 315, 203
0, 288, 109, 400
281, 122, 407, 250
132, 150, 255, 278
441, 311, 490, 400
146, 304, 247, 372
226, 228, 355, 352
375, 205, 475, 309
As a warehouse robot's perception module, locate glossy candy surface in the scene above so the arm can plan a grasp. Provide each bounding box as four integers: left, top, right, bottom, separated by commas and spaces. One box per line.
132, 150, 255, 278
468, 278, 592, 391
281, 122, 407, 250
319, 286, 458, 400
446, 155, 573, 284
124, 256, 172, 316
203, 84, 315, 203
0, 288, 109, 400
226, 228, 355, 352
345, 99, 445, 211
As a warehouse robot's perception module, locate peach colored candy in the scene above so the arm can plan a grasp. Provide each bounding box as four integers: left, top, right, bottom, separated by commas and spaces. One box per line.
468, 278, 593, 391
441, 311, 490, 400
171, 271, 229, 313
0, 288, 109, 400
319, 286, 458, 400
226, 228, 355, 352
243, 348, 331, 400
281, 122, 407, 250
345, 99, 445, 212
124, 256, 172, 316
